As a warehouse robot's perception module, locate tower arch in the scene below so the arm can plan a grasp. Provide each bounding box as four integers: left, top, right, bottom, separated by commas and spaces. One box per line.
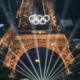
16, 47, 66, 78
4, 34, 74, 70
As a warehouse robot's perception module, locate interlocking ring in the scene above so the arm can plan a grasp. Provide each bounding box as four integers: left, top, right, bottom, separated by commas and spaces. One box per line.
29, 15, 50, 25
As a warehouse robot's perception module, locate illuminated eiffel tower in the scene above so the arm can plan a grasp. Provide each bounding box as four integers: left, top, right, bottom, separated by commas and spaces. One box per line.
0, 0, 74, 79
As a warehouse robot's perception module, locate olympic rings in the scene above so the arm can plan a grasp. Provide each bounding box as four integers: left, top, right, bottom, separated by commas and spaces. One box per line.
29, 15, 50, 25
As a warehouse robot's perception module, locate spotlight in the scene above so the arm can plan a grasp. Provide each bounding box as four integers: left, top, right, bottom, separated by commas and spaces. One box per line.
38, 31, 42, 34
35, 59, 40, 62
76, 43, 80, 49
50, 44, 54, 46
0, 24, 4, 28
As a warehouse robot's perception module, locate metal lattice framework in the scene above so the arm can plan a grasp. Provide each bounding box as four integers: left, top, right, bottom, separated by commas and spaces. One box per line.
0, 0, 74, 72
3, 34, 74, 70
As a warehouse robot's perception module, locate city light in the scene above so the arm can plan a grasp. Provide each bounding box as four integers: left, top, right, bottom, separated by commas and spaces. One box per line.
0, 24, 4, 28
35, 59, 40, 62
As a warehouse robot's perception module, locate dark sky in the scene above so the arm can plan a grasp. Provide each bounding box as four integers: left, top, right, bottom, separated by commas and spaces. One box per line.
55, 0, 80, 20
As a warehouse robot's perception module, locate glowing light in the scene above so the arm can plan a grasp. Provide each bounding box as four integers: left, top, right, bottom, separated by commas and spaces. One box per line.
35, 59, 40, 62
0, 24, 4, 28
29, 15, 50, 25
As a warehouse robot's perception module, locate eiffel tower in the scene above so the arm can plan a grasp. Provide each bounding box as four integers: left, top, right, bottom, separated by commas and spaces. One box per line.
0, 0, 74, 79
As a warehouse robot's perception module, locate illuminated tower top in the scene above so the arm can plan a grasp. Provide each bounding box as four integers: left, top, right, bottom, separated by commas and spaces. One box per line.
16, 0, 58, 31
